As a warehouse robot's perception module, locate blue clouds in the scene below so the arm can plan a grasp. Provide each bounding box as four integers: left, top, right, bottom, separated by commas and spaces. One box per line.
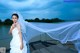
0, 0, 80, 21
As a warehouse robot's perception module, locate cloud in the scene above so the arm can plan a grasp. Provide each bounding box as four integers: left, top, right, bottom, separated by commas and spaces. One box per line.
0, 0, 80, 21
20, 9, 61, 19
0, 0, 61, 10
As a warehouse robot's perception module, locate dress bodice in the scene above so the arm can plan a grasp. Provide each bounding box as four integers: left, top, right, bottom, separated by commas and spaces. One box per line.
10, 27, 21, 47
12, 27, 19, 36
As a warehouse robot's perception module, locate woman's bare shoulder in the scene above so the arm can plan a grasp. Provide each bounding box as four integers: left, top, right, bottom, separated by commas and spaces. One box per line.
16, 22, 21, 28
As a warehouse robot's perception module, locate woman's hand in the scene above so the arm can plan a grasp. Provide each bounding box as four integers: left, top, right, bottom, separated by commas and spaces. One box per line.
20, 43, 24, 50
9, 23, 16, 34
12, 23, 16, 29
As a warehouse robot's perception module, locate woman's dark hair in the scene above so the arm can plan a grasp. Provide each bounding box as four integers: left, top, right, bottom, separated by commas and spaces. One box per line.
12, 13, 19, 19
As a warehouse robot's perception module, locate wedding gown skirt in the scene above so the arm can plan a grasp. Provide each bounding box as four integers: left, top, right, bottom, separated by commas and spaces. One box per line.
10, 27, 27, 53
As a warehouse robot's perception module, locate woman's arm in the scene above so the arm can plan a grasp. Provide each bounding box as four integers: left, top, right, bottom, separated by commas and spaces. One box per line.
9, 24, 15, 35
17, 24, 23, 50
9, 26, 13, 35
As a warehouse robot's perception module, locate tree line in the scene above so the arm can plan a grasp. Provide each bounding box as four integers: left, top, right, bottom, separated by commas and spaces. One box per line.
0, 18, 65, 25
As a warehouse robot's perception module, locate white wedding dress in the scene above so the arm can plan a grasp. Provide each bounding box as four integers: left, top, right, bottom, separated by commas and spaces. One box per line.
10, 27, 27, 53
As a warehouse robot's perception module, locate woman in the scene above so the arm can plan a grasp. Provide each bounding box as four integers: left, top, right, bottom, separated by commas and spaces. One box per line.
9, 13, 27, 53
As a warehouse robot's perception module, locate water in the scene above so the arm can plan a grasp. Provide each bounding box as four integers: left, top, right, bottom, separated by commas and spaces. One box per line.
0, 25, 12, 49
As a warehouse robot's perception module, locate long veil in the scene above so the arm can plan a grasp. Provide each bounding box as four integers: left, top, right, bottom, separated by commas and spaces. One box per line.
14, 12, 80, 53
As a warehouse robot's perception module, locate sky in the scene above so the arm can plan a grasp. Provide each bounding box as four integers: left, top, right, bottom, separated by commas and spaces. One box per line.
0, 0, 80, 21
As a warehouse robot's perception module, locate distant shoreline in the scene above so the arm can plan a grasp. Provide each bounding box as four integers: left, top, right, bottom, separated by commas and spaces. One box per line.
0, 18, 65, 25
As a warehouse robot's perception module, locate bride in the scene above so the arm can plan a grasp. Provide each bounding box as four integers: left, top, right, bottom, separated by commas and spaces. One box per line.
9, 13, 27, 53
8, 12, 80, 53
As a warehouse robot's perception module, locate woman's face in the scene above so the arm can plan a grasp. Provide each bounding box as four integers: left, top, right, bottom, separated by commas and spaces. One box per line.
12, 15, 18, 23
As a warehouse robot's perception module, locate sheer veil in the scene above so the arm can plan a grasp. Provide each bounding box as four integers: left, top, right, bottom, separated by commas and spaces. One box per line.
14, 12, 46, 53
13, 12, 80, 53
13, 11, 47, 53
15, 12, 30, 53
